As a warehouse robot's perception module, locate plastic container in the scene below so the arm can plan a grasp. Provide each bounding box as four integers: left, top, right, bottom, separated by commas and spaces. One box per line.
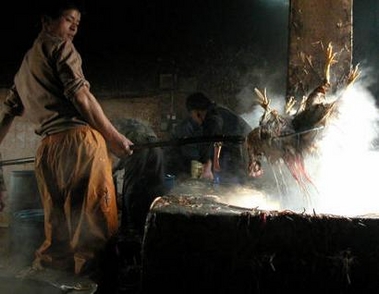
10, 209, 44, 267
164, 174, 176, 191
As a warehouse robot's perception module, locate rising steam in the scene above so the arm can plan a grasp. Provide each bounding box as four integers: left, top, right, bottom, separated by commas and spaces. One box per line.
236, 71, 379, 217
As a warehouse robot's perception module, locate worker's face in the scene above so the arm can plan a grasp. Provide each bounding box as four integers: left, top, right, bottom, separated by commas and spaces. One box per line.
190, 110, 206, 126
45, 9, 81, 41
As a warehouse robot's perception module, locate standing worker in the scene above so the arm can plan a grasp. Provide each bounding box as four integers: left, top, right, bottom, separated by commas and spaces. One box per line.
0, 0, 133, 286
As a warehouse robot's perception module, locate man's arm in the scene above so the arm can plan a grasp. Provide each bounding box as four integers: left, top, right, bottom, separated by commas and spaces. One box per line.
72, 86, 133, 158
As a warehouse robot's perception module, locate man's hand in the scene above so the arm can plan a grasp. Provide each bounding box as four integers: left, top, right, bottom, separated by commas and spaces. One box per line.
200, 159, 214, 181
109, 134, 134, 158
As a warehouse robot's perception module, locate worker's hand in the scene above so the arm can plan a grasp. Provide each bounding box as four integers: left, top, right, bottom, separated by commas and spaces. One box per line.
201, 169, 214, 181
200, 160, 214, 181
109, 134, 134, 158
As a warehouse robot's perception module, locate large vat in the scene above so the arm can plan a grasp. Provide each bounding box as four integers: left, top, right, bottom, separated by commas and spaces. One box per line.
141, 194, 379, 293
0, 270, 97, 294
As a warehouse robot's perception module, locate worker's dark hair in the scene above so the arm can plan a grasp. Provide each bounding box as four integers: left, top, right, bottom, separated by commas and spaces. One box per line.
40, 0, 86, 19
186, 92, 212, 111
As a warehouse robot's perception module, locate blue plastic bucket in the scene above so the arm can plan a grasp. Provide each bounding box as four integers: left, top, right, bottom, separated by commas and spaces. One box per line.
10, 209, 44, 267
9, 170, 41, 213
164, 174, 176, 191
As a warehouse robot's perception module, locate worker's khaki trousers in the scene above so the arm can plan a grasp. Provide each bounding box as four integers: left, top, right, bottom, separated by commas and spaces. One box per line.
33, 126, 118, 275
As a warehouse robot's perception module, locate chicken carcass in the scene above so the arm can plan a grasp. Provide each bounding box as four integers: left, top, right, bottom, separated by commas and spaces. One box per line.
246, 43, 360, 199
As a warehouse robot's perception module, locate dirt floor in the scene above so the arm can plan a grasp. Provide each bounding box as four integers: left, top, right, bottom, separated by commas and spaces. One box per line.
0, 226, 143, 294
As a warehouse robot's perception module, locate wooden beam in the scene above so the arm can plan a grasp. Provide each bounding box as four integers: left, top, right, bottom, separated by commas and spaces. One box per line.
286, 0, 353, 100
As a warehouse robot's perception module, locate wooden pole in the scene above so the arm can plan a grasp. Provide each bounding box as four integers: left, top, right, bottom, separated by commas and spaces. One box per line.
286, 0, 353, 101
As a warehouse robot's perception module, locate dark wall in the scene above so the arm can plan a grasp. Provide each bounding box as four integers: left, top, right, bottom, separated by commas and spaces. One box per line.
353, 0, 379, 102
0, 0, 378, 103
